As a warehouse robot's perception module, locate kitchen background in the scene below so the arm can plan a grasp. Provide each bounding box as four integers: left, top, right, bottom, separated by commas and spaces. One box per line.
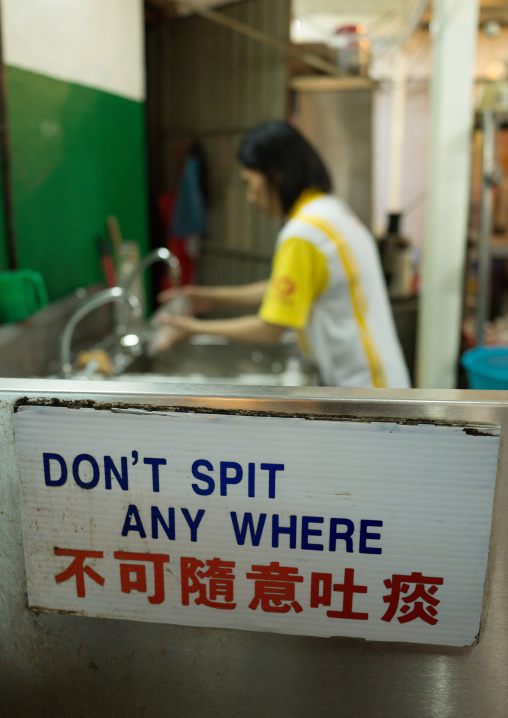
0, 0, 507, 387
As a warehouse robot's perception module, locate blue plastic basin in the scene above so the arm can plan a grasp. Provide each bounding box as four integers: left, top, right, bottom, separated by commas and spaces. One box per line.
461, 345, 508, 390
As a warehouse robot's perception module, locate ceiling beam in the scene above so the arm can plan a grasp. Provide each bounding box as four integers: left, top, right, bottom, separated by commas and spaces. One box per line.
147, 0, 344, 77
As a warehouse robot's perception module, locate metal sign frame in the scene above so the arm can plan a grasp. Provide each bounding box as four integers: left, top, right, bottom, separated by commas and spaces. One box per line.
1, 378, 508, 716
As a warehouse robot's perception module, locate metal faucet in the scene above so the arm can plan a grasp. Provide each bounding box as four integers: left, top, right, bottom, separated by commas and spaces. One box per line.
60, 287, 140, 378
117, 247, 181, 334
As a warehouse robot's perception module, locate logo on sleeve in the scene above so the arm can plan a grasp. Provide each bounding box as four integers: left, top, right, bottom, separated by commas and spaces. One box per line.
274, 277, 297, 300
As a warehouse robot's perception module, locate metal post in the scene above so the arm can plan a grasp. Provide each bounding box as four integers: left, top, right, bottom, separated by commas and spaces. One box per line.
476, 109, 496, 346
415, 0, 479, 388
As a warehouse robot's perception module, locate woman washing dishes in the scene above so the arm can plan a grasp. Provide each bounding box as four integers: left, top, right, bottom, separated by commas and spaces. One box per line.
155, 120, 410, 389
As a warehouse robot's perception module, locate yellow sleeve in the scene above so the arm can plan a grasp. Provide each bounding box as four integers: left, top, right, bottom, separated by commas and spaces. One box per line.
259, 237, 328, 329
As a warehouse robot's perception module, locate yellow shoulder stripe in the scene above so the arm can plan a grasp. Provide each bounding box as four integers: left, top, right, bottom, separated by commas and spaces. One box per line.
299, 214, 388, 388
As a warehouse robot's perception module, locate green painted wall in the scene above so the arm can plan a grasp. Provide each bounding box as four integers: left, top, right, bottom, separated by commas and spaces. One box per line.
4, 66, 149, 299
0, 165, 7, 270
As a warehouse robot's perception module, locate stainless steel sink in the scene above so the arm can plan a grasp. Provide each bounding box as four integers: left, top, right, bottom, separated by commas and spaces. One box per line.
0, 284, 315, 386
111, 336, 315, 386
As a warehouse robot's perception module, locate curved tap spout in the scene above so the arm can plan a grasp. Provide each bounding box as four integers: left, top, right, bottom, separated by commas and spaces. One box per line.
117, 247, 181, 334
124, 247, 180, 295
60, 287, 140, 378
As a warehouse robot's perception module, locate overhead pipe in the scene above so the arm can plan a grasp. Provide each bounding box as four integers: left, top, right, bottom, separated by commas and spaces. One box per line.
173, 0, 344, 77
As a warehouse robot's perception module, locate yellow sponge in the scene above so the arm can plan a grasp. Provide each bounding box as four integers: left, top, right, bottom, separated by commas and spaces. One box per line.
76, 349, 114, 376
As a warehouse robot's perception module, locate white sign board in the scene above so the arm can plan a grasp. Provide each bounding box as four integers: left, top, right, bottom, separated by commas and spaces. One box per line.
14, 405, 500, 646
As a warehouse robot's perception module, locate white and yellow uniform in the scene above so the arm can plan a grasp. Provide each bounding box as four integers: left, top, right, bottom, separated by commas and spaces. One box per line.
259, 191, 410, 388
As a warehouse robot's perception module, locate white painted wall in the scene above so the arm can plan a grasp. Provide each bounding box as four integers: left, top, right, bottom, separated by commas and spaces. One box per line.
2, 0, 145, 101
373, 80, 430, 248
372, 27, 508, 248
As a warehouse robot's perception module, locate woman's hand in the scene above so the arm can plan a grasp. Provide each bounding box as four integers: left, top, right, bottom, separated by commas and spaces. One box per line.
149, 315, 199, 353
157, 285, 215, 316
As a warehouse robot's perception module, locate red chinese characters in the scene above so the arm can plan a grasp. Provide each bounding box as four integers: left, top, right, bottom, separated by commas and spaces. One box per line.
246, 561, 304, 613
382, 572, 444, 625
54, 548, 105, 597
310, 569, 368, 620
52, 549, 444, 628
181, 557, 236, 609
114, 551, 169, 605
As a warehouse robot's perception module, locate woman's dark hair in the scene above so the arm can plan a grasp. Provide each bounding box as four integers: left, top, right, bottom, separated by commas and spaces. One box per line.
237, 120, 332, 214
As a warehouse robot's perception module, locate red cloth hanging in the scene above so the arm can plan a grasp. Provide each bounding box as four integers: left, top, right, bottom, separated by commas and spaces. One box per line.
157, 191, 197, 290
